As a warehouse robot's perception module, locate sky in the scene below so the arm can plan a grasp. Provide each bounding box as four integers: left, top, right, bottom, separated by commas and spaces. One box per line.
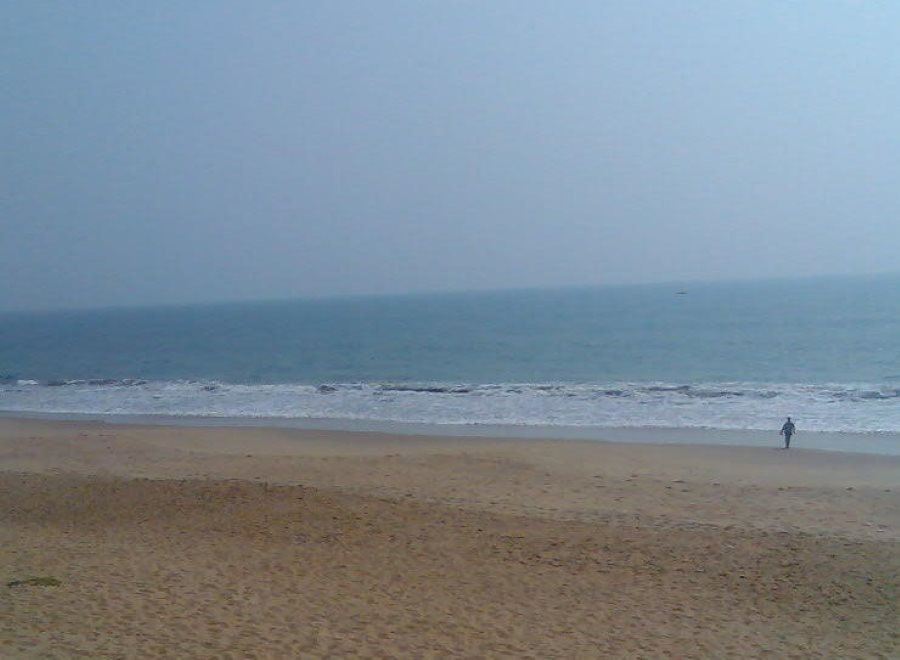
2, 2, 899, 311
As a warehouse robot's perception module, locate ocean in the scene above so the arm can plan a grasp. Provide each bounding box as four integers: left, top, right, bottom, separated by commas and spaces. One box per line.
2, 273, 899, 445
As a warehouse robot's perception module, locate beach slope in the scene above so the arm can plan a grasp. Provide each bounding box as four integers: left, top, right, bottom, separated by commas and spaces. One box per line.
1, 419, 898, 657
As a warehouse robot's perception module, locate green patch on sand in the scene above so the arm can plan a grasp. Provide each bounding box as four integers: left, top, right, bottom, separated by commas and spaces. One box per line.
7, 576, 62, 588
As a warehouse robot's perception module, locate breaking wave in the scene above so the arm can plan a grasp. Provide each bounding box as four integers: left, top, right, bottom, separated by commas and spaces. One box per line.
2, 379, 900, 433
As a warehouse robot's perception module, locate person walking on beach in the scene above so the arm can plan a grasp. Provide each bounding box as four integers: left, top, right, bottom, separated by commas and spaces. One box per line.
780, 417, 796, 449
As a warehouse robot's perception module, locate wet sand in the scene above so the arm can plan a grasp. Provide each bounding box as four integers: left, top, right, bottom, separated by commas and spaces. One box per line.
2, 419, 898, 657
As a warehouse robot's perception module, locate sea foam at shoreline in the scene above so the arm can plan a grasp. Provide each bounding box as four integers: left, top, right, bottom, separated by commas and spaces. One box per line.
3, 378, 899, 435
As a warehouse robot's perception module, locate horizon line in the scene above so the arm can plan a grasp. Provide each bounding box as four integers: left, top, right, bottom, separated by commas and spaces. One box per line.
2, 269, 898, 315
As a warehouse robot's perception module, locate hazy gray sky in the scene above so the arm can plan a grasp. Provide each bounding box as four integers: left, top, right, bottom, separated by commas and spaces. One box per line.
2, 2, 899, 310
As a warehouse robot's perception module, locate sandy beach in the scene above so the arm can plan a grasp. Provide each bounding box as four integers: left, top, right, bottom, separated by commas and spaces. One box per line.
2, 418, 898, 657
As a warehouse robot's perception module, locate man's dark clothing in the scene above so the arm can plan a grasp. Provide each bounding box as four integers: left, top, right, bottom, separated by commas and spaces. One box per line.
781, 421, 795, 448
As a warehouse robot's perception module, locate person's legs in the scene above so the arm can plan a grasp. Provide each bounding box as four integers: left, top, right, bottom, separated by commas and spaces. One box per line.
784, 433, 791, 449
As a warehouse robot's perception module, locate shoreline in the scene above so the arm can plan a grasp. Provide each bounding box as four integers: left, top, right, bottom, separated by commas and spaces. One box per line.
2, 415, 898, 503
2, 410, 899, 456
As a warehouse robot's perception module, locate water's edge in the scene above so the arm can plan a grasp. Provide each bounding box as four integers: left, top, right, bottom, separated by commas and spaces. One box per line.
3, 411, 898, 456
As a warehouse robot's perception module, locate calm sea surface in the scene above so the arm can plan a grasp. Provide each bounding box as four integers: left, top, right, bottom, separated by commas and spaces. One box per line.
2, 274, 899, 438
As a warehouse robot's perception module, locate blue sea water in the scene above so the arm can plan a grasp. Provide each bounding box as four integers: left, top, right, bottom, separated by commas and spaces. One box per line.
1, 273, 899, 435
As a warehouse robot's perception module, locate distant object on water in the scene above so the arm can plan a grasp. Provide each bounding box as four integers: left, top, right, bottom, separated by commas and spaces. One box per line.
676, 291, 688, 295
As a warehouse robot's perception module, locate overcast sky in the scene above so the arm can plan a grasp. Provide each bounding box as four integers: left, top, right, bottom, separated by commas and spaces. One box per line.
2, 2, 898, 311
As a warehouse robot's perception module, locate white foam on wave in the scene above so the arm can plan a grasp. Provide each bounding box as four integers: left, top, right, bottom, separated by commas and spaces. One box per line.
1, 380, 899, 434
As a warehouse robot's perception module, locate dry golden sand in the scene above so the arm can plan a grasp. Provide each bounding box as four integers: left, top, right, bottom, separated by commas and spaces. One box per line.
1, 419, 898, 658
